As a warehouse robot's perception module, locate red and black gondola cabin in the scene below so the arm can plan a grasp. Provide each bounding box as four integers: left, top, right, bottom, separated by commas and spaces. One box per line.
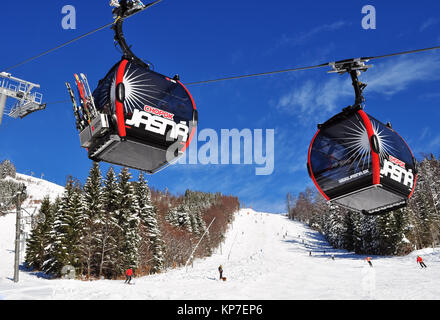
307, 107, 417, 215
88, 58, 197, 173
68, 0, 198, 174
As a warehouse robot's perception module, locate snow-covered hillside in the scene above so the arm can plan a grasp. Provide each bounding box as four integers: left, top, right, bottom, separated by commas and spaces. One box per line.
0, 205, 439, 300
0, 173, 65, 250
14, 173, 65, 205
2, 173, 65, 212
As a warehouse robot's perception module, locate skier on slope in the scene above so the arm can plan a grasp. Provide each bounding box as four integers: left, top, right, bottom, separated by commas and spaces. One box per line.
218, 265, 223, 280
125, 268, 134, 284
365, 257, 373, 267
417, 256, 427, 268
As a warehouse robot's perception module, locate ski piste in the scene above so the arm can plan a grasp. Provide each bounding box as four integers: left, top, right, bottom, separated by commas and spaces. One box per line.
65, 82, 85, 131
74, 73, 92, 124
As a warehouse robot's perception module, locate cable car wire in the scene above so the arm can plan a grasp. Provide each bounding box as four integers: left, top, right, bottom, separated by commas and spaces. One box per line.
185, 45, 440, 86
44, 100, 71, 106
0, 0, 438, 87
1, 23, 114, 73
0, 0, 163, 73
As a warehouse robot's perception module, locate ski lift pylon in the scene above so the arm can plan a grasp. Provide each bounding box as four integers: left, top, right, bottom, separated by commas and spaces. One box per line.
66, 0, 197, 174
307, 59, 417, 215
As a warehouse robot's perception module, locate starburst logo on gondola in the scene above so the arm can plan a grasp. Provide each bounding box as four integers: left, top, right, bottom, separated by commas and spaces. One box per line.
111, 66, 168, 114
341, 119, 396, 171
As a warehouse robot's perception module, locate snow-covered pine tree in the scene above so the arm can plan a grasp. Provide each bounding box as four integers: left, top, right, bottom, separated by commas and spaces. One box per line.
359, 214, 377, 254
183, 190, 212, 238
41, 197, 60, 274
79, 162, 104, 279
188, 210, 200, 237
115, 167, 141, 274
0, 178, 22, 215
97, 167, 120, 279
309, 192, 327, 233
375, 211, 396, 255
0, 159, 16, 179
390, 208, 411, 255
43, 177, 84, 277
135, 172, 164, 274
25, 196, 52, 270
325, 204, 345, 249
341, 210, 357, 252
419, 156, 440, 247
166, 203, 192, 232
411, 160, 434, 248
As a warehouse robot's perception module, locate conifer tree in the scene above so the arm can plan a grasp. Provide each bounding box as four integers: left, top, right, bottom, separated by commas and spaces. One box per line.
43, 178, 83, 277
0, 159, 16, 179
115, 168, 141, 274
342, 211, 356, 252
97, 167, 120, 279
25, 196, 52, 270
41, 197, 60, 274
167, 203, 192, 232
135, 172, 164, 274
79, 162, 103, 278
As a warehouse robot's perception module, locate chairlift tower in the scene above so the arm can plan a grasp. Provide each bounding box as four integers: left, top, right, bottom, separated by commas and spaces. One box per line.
0, 72, 46, 126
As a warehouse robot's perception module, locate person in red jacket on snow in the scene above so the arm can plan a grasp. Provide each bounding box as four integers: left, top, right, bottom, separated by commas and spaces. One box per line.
365, 257, 373, 267
417, 256, 427, 268
125, 268, 134, 284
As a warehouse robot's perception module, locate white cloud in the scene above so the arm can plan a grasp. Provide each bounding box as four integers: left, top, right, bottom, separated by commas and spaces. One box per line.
266, 21, 348, 55
364, 54, 440, 96
275, 76, 351, 123
287, 21, 348, 46
420, 127, 430, 141
420, 18, 439, 32
275, 53, 440, 121
429, 135, 440, 149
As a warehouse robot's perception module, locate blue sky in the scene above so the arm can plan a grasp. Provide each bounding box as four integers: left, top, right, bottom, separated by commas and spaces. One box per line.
1, 0, 439, 213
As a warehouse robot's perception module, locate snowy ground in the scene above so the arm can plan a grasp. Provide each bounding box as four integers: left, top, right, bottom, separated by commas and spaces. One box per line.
4, 173, 64, 212
0, 205, 439, 300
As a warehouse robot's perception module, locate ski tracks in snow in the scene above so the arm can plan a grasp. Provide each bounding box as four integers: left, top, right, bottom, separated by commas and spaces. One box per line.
1, 209, 440, 299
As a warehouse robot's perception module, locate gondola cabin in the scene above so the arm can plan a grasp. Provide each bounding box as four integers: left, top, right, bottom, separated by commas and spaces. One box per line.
307, 107, 417, 215
65, 0, 198, 174
86, 59, 197, 173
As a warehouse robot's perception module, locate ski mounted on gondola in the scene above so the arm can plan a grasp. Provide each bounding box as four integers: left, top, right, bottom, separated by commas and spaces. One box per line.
307, 59, 417, 215
65, 0, 198, 174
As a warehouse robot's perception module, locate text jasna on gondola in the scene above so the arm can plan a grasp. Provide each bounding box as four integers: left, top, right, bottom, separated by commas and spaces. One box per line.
125, 108, 190, 142
380, 156, 414, 189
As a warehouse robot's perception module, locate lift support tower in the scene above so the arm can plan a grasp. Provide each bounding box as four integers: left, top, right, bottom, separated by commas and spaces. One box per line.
0, 72, 46, 126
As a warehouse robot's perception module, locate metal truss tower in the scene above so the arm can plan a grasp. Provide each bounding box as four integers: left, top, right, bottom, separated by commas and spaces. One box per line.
0, 72, 46, 126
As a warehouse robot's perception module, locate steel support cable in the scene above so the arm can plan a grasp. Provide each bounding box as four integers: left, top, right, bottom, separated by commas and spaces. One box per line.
185, 45, 440, 86
1, 0, 163, 73
0, 0, 438, 87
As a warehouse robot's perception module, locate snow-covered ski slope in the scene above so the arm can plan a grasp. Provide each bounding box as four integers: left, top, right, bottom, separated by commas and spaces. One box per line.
10, 173, 64, 208
1, 204, 439, 300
